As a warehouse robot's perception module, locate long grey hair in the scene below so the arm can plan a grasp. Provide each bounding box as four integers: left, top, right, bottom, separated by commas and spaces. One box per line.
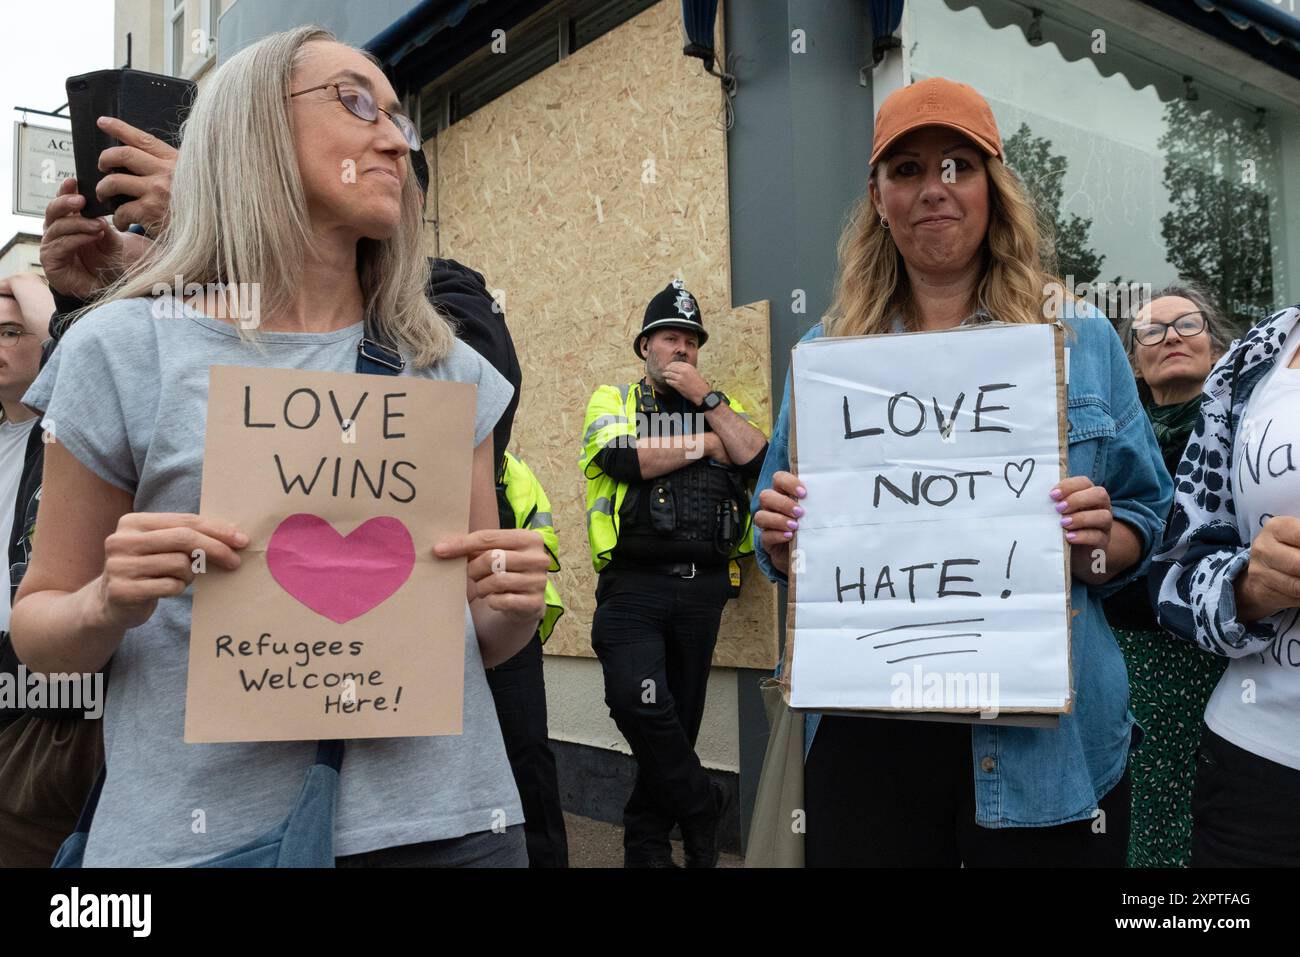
88, 26, 454, 368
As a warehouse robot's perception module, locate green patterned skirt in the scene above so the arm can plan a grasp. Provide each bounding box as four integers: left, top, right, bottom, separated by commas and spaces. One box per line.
1113, 627, 1227, 868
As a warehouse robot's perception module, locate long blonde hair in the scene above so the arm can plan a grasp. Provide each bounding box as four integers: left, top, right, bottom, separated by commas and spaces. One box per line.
823, 154, 1063, 338
89, 26, 454, 368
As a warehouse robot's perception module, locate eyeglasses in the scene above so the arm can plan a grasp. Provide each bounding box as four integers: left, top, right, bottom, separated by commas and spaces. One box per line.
1133, 311, 1207, 346
288, 82, 421, 152
0, 327, 33, 349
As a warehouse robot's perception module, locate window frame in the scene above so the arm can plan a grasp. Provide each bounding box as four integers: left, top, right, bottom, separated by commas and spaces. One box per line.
163, 0, 219, 80
415, 0, 658, 139
163, 0, 185, 77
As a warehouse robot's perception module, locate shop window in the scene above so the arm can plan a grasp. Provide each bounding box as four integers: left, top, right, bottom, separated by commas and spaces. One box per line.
418, 0, 658, 139
905, 0, 1300, 330
448, 18, 560, 126
572, 0, 659, 52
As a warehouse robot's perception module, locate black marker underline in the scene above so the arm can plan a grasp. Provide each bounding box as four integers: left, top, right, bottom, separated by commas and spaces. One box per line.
873, 632, 983, 650
885, 649, 980, 664
856, 618, 986, 641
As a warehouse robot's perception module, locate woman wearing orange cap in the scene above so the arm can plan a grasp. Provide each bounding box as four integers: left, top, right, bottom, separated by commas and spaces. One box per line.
751, 78, 1171, 865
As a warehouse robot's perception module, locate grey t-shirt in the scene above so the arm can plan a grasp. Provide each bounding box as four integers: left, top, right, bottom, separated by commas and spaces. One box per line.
22, 297, 523, 867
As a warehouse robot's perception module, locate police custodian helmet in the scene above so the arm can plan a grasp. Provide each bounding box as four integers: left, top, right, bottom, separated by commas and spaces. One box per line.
634, 279, 708, 357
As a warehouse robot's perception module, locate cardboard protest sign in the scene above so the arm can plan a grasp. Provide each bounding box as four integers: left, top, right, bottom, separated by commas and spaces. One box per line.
186, 365, 475, 743
786, 323, 1071, 716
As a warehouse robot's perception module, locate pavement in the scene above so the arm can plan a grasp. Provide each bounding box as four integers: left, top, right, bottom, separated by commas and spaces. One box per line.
563, 812, 744, 868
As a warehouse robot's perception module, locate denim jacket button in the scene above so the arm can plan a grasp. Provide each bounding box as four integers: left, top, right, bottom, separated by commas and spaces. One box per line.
979, 756, 996, 773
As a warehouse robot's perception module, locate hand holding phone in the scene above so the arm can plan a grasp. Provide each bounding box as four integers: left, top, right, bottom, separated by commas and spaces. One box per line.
92, 116, 178, 234
40, 178, 154, 301
66, 68, 194, 219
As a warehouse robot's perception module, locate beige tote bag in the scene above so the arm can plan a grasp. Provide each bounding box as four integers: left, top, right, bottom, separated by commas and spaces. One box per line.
743, 678, 805, 867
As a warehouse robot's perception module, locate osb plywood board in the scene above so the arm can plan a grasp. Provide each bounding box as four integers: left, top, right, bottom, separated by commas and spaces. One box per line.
435, 0, 778, 669
704, 300, 777, 670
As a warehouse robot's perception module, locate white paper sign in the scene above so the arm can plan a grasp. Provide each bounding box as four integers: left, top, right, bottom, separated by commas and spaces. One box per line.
13, 122, 75, 218
789, 323, 1071, 713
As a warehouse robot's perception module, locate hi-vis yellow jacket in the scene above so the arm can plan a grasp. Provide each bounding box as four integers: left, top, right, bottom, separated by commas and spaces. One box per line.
500, 451, 564, 643
580, 381, 756, 578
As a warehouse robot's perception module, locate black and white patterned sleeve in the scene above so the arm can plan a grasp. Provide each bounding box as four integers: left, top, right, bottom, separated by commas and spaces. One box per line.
1150, 363, 1280, 658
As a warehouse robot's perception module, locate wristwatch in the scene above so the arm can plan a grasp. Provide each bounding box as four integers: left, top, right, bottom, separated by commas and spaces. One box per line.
699, 390, 726, 412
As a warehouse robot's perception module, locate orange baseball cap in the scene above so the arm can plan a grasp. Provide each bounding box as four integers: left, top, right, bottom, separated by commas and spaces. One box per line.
870, 77, 1003, 166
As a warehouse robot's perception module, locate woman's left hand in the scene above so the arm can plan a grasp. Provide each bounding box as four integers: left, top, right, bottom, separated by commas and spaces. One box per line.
1051, 476, 1112, 551
433, 528, 549, 623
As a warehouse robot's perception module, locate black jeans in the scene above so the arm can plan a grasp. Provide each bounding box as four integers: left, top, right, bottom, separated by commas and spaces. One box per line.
1190, 725, 1300, 867
804, 714, 1130, 866
591, 564, 729, 861
335, 825, 527, 867
485, 632, 569, 867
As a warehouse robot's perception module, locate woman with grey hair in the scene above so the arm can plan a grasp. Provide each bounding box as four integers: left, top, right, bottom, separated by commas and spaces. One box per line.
1105, 281, 1234, 867
12, 27, 546, 867
1119, 283, 1237, 445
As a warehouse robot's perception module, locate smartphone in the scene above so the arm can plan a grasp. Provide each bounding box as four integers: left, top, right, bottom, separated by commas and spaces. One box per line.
66, 69, 196, 219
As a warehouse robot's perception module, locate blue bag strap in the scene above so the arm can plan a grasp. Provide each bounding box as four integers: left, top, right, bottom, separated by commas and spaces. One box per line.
356, 321, 406, 376
67, 763, 106, 841
314, 739, 344, 772
310, 324, 404, 770
64, 738, 343, 851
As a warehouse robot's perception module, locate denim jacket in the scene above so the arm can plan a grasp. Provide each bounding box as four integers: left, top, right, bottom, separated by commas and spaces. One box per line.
752, 303, 1173, 827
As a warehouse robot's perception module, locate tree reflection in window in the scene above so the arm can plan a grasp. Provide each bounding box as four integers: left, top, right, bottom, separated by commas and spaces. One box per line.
1159, 99, 1274, 334
1004, 122, 1105, 286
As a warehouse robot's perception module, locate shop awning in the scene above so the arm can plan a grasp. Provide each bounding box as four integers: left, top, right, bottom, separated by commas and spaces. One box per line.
681, 0, 720, 69
939, 0, 1299, 86
1137, 0, 1300, 77
1188, 0, 1300, 52
365, 0, 492, 70
871, 0, 906, 64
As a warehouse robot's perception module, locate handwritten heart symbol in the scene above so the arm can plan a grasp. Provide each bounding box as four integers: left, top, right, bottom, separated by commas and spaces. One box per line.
1003, 458, 1035, 498
266, 514, 415, 624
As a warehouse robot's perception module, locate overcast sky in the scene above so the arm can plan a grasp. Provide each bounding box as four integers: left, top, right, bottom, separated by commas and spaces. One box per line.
1, 1, 115, 246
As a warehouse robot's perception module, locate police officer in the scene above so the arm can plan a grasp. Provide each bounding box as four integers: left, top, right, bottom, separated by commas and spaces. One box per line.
581, 280, 768, 867
489, 451, 568, 867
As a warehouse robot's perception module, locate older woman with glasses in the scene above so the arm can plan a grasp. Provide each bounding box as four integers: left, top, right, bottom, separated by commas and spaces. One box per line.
1106, 283, 1235, 867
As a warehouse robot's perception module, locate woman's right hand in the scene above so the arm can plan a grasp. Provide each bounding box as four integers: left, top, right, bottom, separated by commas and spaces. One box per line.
754, 470, 807, 577
93, 513, 248, 632
1236, 515, 1300, 622
94, 116, 178, 234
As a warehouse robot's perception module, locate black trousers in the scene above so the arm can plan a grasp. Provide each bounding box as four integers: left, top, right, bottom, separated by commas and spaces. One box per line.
590, 564, 730, 860
804, 714, 1131, 866
1190, 725, 1300, 867
335, 825, 527, 867
485, 632, 569, 868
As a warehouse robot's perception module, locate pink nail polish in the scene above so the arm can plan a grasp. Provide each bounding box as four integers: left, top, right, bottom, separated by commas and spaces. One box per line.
792, 506, 805, 517
1054, 501, 1068, 513
782, 531, 792, 540
1060, 517, 1072, 527
1065, 532, 1077, 542
1049, 488, 1063, 501
796, 487, 807, 498
787, 519, 798, 530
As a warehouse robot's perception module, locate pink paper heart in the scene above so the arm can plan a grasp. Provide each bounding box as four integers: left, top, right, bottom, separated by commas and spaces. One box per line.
266, 513, 415, 624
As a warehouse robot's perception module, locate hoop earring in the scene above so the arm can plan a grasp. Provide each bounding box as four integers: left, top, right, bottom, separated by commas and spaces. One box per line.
880, 217, 890, 230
